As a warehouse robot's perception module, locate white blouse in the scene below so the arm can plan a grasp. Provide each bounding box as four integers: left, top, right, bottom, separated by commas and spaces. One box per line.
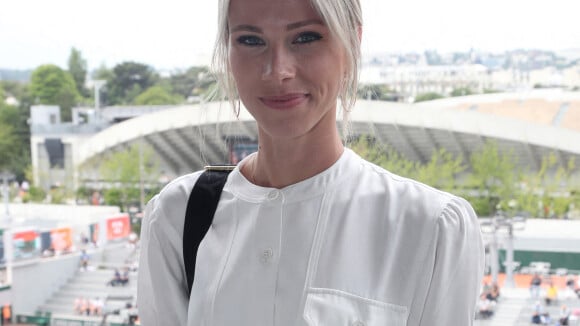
138, 148, 485, 326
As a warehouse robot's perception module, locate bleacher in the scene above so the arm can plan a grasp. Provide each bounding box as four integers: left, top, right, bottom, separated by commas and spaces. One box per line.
34, 242, 139, 324
474, 286, 580, 325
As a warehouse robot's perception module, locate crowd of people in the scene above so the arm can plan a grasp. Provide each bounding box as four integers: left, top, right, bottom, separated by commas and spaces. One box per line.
529, 274, 580, 325
73, 297, 104, 316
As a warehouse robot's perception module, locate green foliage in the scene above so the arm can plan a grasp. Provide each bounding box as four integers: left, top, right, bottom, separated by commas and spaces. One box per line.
450, 87, 474, 97
468, 141, 516, 215
0, 105, 30, 178
94, 143, 160, 211
414, 92, 444, 102
134, 86, 183, 105
27, 186, 46, 202
168, 66, 214, 98
67, 48, 89, 97
106, 61, 158, 105
30, 64, 80, 121
357, 84, 398, 101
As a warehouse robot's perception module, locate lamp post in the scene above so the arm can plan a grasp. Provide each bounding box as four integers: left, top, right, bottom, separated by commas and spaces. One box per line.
93, 80, 106, 122
480, 213, 526, 288
0, 171, 15, 285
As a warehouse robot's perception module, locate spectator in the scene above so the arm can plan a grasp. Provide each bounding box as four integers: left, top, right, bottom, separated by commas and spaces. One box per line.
486, 283, 500, 302
545, 281, 558, 306
107, 269, 122, 286
80, 250, 89, 272
530, 273, 542, 298
91, 297, 104, 316
559, 304, 570, 326
119, 267, 130, 286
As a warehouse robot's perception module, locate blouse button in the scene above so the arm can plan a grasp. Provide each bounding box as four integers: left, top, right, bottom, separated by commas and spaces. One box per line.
267, 190, 279, 200
260, 248, 274, 263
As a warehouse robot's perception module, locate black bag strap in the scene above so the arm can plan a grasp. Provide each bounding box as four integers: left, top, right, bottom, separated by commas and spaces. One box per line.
183, 166, 234, 296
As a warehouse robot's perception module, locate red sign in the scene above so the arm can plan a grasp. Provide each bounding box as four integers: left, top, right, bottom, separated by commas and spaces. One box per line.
13, 230, 38, 242
106, 214, 130, 240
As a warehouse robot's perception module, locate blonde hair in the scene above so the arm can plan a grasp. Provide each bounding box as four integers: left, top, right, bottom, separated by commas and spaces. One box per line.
210, 0, 362, 121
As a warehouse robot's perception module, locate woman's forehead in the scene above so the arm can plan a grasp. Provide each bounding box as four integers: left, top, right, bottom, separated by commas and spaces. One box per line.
228, 0, 320, 26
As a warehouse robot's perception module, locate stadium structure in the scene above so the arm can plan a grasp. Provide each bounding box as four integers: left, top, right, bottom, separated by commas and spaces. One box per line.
30, 88, 580, 191
10, 88, 580, 324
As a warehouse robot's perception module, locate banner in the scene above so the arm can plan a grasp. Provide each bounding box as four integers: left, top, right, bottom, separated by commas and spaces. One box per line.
12, 229, 40, 260
106, 214, 130, 240
50, 227, 73, 252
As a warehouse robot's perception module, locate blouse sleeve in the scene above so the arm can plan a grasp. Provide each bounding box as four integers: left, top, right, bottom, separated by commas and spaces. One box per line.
419, 197, 485, 325
137, 193, 189, 325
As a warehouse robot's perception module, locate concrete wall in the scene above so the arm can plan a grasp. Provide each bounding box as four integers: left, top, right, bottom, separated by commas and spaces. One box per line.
12, 254, 80, 314
11, 249, 105, 315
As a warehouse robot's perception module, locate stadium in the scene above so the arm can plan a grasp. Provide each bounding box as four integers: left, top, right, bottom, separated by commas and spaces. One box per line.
15, 88, 580, 324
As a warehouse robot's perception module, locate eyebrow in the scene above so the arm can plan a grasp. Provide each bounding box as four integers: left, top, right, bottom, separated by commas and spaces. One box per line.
230, 19, 324, 33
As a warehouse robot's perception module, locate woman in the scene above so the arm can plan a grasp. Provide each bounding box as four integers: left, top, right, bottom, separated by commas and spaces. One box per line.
137, 0, 484, 325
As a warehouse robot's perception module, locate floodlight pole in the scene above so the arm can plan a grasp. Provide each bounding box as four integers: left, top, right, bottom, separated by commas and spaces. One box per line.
93, 80, 106, 122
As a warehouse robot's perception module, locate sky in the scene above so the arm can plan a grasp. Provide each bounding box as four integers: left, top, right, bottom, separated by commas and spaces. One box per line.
0, 0, 579, 71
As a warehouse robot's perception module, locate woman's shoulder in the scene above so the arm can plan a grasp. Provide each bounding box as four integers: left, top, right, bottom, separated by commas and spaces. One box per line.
145, 171, 204, 224
354, 155, 477, 224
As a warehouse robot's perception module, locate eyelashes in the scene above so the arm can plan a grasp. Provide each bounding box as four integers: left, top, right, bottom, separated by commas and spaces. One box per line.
236, 35, 265, 47
235, 32, 323, 47
293, 32, 322, 44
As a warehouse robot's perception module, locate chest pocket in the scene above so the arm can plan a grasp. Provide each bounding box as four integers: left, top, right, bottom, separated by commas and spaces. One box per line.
303, 288, 408, 326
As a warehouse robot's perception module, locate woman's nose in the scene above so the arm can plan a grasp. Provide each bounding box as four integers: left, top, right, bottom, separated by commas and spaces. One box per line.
262, 45, 295, 83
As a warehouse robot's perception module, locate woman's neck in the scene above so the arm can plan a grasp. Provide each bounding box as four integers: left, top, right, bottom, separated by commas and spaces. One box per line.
244, 128, 344, 189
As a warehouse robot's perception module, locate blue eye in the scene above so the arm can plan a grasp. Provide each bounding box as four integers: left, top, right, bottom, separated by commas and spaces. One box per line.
294, 32, 322, 44
236, 35, 265, 46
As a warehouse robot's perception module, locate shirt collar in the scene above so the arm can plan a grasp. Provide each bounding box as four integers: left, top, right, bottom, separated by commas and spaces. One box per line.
226, 148, 360, 203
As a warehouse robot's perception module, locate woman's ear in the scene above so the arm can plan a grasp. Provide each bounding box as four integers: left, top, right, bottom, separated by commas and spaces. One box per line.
357, 25, 362, 42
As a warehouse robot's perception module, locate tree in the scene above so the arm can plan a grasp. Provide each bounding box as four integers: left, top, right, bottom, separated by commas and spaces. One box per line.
107, 62, 158, 105
134, 86, 183, 105
67, 47, 89, 97
96, 143, 160, 211
468, 141, 516, 216
30, 64, 80, 121
450, 87, 474, 97
167, 66, 213, 98
0, 105, 29, 179
414, 92, 444, 102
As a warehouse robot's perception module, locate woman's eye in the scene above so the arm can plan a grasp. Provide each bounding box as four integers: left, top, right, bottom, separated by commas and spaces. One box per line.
236, 35, 265, 47
294, 32, 322, 44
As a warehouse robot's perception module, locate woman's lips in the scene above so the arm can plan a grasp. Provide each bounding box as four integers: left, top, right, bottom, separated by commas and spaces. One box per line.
260, 93, 309, 110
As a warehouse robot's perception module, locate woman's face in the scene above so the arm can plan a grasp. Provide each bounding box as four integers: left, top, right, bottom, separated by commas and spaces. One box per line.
228, 0, 347, 141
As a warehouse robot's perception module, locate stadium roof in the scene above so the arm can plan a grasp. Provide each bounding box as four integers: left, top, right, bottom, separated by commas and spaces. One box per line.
78, 90, 580, 179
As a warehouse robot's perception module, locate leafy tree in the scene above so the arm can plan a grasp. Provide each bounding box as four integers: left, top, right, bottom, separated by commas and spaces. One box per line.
414, 92, 444, 102
30, 64, 80, 121
134, 86, 183, 105
450, 87, 474, 97
107, 62, 158, 105
167, 66, 213, 98
0, 105, 30, 179
67, 47, 89, 97
468, 141, 516, 216
95, 143, 160, 211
